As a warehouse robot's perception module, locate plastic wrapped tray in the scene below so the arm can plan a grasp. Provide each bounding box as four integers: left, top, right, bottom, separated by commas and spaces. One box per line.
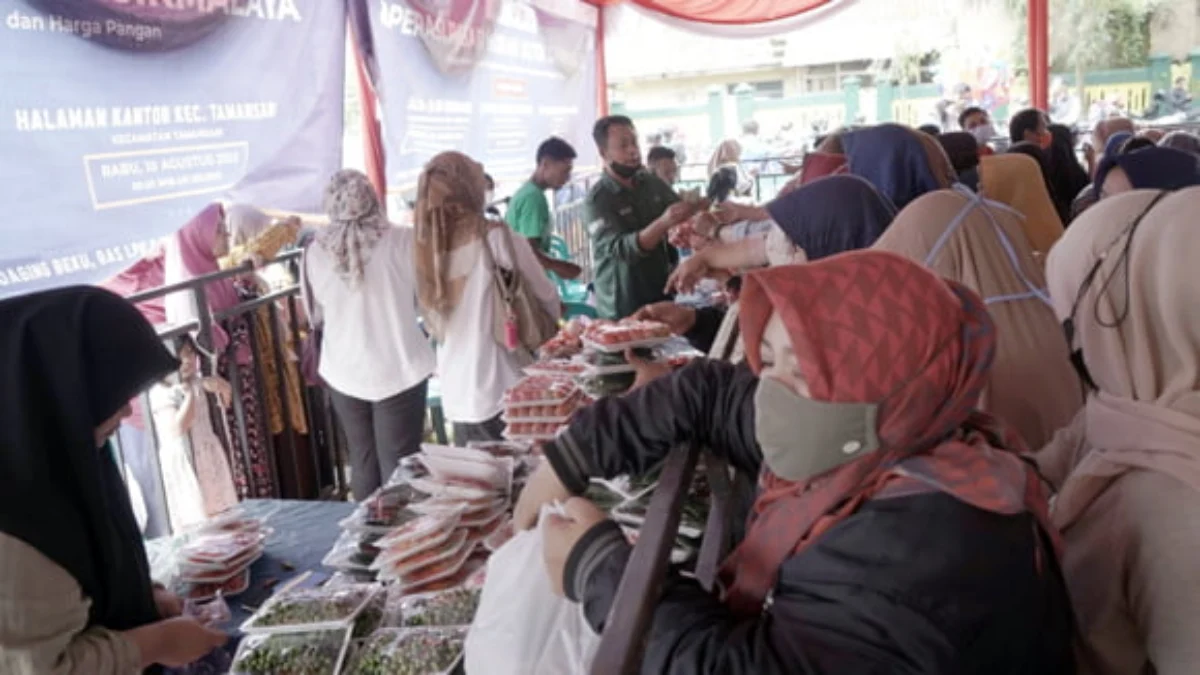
581, 320, 672, 353
465, 440, 532, 458
502, 375, 578, 406
180, 546, 263, 583
376, 508, 462, 553
374, 530, 468, 576
409, 476, 500, 502
185, 567, 251, 602
241, 582, 381, 634
322, 531, 380, 573
577, 370, 638, 399
180, 529, 270, 568
383, 588, 481, 628
231, 628, 351, 675
343, 627, 465, 675
503, 390, 586, 422
381, 538, 476, 592
419, 444, 497, 465
339, 484, 427, 535
523, 359, 588, 377
417, 453, 509, 491
504, 421, 565, 441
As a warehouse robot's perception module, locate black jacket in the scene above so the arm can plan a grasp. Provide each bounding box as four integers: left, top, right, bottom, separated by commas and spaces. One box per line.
546, 359, 1074, 675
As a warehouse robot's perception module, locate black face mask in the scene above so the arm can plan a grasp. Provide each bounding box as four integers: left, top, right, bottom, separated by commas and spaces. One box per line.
610, 161, 641, 179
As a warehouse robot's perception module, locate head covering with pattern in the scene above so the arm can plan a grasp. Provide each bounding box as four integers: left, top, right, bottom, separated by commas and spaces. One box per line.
318, 170, 390, 288
413, 151, 490, 324
719, 251, 1059, 617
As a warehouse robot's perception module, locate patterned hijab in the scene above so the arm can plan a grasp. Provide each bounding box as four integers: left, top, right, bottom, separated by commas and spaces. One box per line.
720, 251, 1058, 617
318, 170, 390, 288
413, 151, 489, 323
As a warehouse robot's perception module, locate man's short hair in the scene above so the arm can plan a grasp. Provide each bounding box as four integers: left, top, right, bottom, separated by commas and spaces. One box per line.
958, 106, 986, 129
647, 146, 676, 163
593, 115, 634, 150
536, 137, 577, 163
918, 124, 941, 136
1009, 108, 1045, 143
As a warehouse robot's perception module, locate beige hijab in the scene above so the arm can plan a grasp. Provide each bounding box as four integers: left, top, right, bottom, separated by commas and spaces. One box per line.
413, 151, 490, 334
707, 139, 743, 177
1039, 187, 1200, 528
979, 154, 1065, 254
872, 188, 1083, 449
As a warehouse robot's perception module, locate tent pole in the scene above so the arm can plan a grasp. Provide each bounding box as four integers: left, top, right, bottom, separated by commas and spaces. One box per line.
1028, 0, 1049, 110
596, 4, 609, 117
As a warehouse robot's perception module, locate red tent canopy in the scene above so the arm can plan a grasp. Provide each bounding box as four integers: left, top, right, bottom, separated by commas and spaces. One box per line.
613, 0, 835, 25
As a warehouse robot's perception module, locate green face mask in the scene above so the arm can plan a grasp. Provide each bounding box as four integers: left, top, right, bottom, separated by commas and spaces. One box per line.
752, 376, 880, 482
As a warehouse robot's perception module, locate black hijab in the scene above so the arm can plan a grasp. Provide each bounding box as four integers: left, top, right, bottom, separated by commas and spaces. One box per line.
0, 286, 179, 632
1046, 124, 1091, 223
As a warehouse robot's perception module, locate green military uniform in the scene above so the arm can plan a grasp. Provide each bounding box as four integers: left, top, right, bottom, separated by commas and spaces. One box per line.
506, 180, 552, 253
586, 171, 680, 319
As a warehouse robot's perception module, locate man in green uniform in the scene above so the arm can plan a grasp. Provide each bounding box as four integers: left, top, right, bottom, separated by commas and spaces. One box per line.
507, 137, 582, 279
586, 116, 700, 319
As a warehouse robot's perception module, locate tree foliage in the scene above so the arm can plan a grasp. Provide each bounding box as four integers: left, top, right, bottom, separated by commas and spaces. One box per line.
1006, 0, 1165, 72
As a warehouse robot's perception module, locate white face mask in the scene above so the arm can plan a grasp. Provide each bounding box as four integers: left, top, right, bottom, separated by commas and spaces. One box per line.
970, 123, 997, 144
485, 191, 495, 205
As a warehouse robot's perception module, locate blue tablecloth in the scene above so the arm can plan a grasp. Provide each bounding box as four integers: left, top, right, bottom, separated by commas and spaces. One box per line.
148, 499, 354, 673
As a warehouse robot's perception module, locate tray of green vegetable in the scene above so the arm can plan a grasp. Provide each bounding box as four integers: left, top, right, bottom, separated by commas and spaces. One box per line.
241, 582, 381, 634
231, 628, 351, 675
344, 627, 466, 675
383, 588, 482, 628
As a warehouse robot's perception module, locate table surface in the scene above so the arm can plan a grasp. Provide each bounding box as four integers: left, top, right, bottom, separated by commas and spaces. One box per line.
149, 499, 355, 674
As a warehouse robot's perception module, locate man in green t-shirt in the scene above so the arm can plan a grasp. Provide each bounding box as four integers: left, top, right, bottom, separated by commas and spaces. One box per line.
586, 116, 703, 319
506, 137, 582, 279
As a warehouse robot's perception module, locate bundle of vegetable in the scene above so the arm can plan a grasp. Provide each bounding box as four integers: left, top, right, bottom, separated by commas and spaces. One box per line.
232, 630, 348, 675
346, 628, 466, 675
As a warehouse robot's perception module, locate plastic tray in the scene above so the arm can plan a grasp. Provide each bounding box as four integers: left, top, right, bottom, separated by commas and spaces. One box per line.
374, 530, 468, 577
241, 581, 381, 635
180, 529, 271, 568
465, 440, 532, 457
523, 359, 588, 377
504, 421, 565, 442
580, 335, 672, 354
417, 453, 508, 491
409, 477, 502, 502
375, 509, 463, 553
383, 539, 475, 592
342, 627, 465, 675
180, 546, 263, 583
383, 588, 481, 628
419, 444, 498, 465
502, 375, 578, 407
185, 567, 251, 602
231, 627, 352, 675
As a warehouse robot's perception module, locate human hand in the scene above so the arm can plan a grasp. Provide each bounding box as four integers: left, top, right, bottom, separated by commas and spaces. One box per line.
153, 587, 184, 619
201, 377, 233, 408
692, 211, 721, 238
143, 618, 228, 667
626, 348, 672, 392
665, 254, 713, 295
631, 302, 697, 336
543, 498, 610, 596
660, 201, 698, 228
713, 202, 750, 226
1083, 142, 1096, 165
513, 460, 571, 531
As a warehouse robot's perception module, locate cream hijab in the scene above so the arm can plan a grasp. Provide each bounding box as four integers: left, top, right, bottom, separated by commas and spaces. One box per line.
1039, 187, 1200, 529
979, 154, 1065, 255
872, 188, 1083, 449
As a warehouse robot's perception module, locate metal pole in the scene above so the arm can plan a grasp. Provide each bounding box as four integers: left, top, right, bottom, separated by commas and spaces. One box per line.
1028, 0, 1050, 110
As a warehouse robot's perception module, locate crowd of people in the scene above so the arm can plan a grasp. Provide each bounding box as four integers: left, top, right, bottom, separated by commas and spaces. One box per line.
1, 98, 1199, 673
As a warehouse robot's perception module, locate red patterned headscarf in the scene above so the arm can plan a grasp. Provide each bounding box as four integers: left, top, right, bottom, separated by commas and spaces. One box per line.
720, 251, 1059, 617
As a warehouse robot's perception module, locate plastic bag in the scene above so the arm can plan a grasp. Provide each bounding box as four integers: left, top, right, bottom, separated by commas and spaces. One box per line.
464, 505, 600, 675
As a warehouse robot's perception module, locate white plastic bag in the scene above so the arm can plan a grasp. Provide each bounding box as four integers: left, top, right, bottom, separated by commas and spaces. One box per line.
464, 505, 600, 675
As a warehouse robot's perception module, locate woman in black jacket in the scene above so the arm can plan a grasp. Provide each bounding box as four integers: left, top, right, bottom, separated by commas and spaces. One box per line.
516, 251, 1074, 674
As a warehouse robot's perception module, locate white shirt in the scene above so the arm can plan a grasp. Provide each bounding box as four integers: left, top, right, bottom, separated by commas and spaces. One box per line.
305, 226, 435, 402
438, 227, 561, 423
